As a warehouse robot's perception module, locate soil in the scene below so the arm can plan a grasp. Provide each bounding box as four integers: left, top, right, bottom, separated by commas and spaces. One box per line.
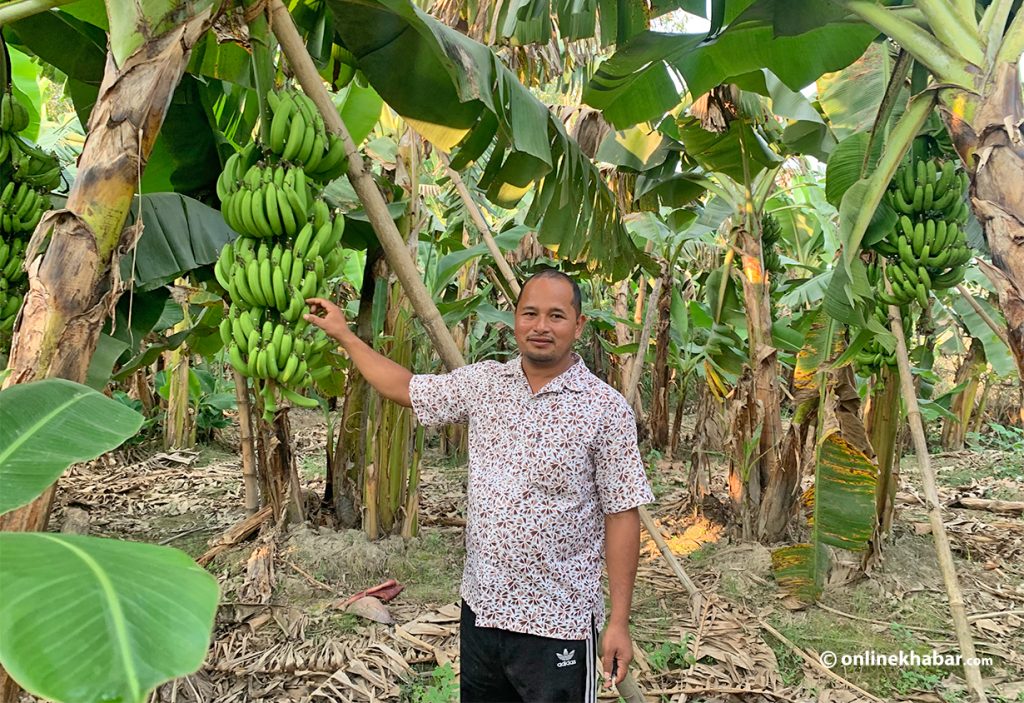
30, 409, 1024, 703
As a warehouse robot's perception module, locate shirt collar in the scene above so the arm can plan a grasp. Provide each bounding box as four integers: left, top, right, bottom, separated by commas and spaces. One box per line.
499, 354, 590, 393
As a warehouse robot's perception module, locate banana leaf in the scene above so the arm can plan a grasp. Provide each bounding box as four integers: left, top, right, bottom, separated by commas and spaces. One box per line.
119, 193, 237, 292
329, 0, 645, 279
583, 2, 877, 128
0, 379, 142, 515
772, 368, 879, 603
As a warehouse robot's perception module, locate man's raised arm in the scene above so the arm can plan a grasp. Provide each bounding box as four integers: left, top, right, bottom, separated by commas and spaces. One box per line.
304, 297, 413, 407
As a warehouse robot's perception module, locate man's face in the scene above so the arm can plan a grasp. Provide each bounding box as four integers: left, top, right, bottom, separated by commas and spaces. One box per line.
514, 277, 585, 366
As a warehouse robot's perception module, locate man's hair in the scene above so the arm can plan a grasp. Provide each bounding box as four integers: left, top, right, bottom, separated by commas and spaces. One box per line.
517, 268, 582, 317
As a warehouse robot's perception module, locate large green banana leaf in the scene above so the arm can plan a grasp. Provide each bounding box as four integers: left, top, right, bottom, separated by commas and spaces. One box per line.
0, 379, 142, 515
583, 0, 877, 128
119, 193, 237, 292
0, 533, 219, 703
329, 0, 645, 279
0, 379, 219, 703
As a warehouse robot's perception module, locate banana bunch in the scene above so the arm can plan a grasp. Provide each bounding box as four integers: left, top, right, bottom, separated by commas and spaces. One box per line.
0, 93, 61, 193
853, 305, 899, 375
0, 92, 61, 350
0, 238, 27, 333
219, 162, 313, 239
761, 213, 782, 279
5, 137, 62, 192
212, 84, 355, 412
870, 158, 973, 307
213, 217, 346, 315
0, 180, 46, 234
885, 159, 969, 222
219, 305, 330, 404
265, 89, 348, 182
0, 94, 29, 133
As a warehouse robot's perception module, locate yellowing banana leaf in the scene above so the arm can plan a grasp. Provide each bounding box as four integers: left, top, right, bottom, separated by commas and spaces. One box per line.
792, 308, 831, 403
807, 430, 877, 551
771, 542, 827, 603
772, 368, 878, 604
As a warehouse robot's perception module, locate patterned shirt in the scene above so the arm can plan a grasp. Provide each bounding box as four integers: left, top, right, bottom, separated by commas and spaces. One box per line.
409, 354, 654, 639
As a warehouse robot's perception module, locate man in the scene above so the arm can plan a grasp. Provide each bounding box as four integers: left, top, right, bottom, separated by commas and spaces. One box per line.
304, 269, 653, 703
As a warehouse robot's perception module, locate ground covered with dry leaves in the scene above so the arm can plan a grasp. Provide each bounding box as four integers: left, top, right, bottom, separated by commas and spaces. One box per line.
36, 410, 1024, 703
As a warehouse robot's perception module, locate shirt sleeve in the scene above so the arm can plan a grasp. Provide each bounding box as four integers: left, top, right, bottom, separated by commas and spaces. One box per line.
592, 398, 655, 514
408, 364, 479, 426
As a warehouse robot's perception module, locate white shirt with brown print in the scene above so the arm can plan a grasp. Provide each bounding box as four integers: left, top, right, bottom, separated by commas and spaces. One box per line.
409, 354, 655, 640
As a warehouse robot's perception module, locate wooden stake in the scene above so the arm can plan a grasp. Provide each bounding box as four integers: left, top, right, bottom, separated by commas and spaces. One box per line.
885, 277, 988, 702
269, 0, 465, 372
233, 369, 260, 516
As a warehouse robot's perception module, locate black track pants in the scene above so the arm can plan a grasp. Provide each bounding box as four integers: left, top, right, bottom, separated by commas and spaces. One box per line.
459, 600, 598, 703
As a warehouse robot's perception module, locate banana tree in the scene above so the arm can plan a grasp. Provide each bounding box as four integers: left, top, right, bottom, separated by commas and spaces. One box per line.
0, 0, 218, 506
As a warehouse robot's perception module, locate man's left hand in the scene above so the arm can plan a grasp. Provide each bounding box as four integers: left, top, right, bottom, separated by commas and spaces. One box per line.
599, 622, 633, 688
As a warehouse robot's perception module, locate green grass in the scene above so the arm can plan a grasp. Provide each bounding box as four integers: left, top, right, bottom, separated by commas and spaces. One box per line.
389, 530, 464, 605
400, 663, 458, 703
300, 456, 327, 479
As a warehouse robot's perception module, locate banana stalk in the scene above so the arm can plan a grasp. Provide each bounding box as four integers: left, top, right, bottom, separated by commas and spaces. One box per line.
233, 368, 261, 515
163, 280, 194, 449
244, 0, 276, 146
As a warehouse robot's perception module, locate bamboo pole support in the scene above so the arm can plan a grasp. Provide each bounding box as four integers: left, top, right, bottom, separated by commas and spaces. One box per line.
956, 282, 1011, 349
885, 276, 988, 702
269, 0, 465, 371
233, 369, 260, 515
437, 151, 522, 298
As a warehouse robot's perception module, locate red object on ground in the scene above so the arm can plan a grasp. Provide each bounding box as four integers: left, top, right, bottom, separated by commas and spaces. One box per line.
338, 578, 405, 609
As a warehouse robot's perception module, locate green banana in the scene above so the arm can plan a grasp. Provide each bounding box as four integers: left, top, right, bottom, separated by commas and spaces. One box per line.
915, 282, 929, 308
281, 385, 319, 408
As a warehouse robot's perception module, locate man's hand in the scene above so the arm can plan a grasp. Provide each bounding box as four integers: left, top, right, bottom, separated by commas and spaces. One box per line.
303, 296, 413, 406
304, 297, 353, 345
599, 622, 633, 688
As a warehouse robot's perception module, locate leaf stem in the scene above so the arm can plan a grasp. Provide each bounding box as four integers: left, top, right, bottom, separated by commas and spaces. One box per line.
994, 6, 1024, 66
244, 0, 276, 145
0, 0, 76, 26
862, 49, 913, 178
914, 0, 984, 66
980, 0, 1013, 65
844, 90, 935, 262
843, 1, 974, 87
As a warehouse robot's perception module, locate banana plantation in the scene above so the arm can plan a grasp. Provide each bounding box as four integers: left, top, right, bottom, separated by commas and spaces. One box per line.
2, 0, 1024, 701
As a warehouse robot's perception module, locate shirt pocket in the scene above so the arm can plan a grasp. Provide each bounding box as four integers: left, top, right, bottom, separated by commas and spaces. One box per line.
526, 430, 591, 496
